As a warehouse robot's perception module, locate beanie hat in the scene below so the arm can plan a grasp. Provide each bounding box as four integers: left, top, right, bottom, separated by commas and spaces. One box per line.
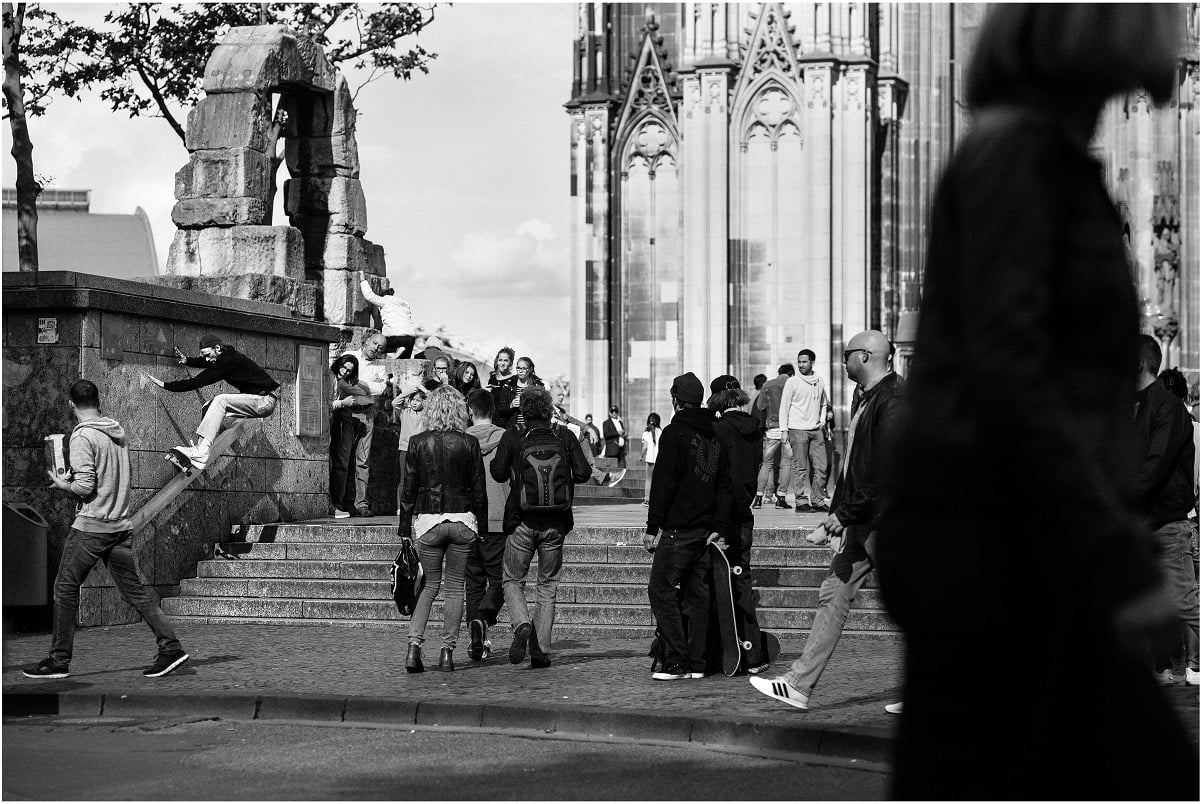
199, 333, 222, 349
709, 374, 741, 394
670, 372, 704, 405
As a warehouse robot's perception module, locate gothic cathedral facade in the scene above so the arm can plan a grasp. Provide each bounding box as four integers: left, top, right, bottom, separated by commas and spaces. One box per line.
567, 3, 1200, 432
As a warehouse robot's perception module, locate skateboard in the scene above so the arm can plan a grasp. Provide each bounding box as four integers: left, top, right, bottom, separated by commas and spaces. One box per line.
758, 631, 781, 666
164, 448, 194, 477
709, 542, 745, 677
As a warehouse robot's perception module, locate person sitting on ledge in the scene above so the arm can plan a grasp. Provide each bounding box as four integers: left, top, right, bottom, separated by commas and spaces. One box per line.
360, 279, 417, 359
145, 333, 279, 471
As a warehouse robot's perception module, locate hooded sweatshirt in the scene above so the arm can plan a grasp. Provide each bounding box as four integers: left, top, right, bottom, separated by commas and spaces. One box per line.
646, 407, 732, 536
779, 371, 827, 431
713, 409, 765, 527
67, 417, 132, 533
467, 421, 509, 533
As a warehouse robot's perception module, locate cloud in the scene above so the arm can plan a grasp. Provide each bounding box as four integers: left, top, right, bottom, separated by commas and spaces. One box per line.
408, 218, 570, 297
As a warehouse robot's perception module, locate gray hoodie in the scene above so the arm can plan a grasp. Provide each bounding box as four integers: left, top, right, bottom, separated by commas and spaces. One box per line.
68, 417, 132, 533
467, 422, 509, 533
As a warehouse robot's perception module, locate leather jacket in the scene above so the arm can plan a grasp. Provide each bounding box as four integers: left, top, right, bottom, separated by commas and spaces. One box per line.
397, 429, 487, 540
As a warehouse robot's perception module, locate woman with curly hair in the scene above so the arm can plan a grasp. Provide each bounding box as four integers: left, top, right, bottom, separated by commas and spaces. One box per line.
398, 386, 487, 673
328, 354, 373, 519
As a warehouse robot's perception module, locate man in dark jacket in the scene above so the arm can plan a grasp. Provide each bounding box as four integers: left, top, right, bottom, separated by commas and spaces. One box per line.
753, 364, 794, 509
1133, 335, 1198, 685
751, 330, 902, 709
709, 374, 769, 673
644, 372, 732, 680
490, 388, 592, 669
145, 333, 279, 471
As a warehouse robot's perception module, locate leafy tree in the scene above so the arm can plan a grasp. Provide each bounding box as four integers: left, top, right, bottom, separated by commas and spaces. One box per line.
16, 3, 438, 144
3, 2, 39, 272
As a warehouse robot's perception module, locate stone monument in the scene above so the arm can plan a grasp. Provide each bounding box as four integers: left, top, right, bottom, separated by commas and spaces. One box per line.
160, 25, 389, 329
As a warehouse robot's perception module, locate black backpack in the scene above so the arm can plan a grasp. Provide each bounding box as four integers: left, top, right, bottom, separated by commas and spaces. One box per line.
514, 424, 574, 512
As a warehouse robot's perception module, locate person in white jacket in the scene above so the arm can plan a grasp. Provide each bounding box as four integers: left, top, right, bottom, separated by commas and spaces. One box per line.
360, 279, 416, 358
778, 348, 830, 512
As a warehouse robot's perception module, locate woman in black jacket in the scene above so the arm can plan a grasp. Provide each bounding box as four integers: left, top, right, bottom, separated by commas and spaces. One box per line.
398, 386, 487, 673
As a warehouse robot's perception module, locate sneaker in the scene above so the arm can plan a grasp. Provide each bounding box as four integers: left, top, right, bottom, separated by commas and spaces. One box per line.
749, 675, 810, 710
652, 663, 690, 681
481, 639, 493, 660
22, 657, 69, 679
332, 508, 351, 519
531, 654, 552, 669
509, 622, 532, 664
641, 501, 649, 507
175, 444, 208, 471
746, 660, 770, 674
354, 506, 372, 518
1185, 668, 1199, 686
1155, 669, 1176, 686
607, 469, 627, 488
774, 496, 792, 509
752, 494, 763, 509
884, 701, 904, 715
689, 671, 707, 679
795, 503, 814, 513
143, 649, 189, 678
468, 619, 486, 661
812, 500, 831, 512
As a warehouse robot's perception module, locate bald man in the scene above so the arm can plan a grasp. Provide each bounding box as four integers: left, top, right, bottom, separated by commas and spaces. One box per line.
340, 334, 393, 517
750, 330, 904, 710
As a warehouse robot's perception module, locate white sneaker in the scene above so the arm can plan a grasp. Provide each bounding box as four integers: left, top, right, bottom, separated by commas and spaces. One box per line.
1155, 669, 1176, 686
607, 469, 627, 488
689, 672, 706, 679
885, 701, 904, 714
332, 508, 351, 519
176, 444, 209, 470
749, 675, 810, 710
1185, 668, 1199, 686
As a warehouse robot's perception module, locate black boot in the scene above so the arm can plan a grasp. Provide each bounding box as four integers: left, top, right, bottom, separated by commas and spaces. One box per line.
438, 647, 455, 672
405, 643, 424, 673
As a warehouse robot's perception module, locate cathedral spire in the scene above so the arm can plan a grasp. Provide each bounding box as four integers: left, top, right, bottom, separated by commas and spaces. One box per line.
614, 26, 678, 138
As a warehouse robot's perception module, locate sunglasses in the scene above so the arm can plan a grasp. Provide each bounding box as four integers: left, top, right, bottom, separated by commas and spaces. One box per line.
842, 348, 871, 363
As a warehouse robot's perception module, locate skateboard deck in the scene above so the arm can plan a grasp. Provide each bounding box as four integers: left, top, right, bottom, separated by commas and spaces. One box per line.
709, 543, 743, 676
164, 448, 194, 476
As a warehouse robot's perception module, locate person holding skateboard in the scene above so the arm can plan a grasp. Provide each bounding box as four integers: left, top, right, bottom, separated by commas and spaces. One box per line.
145, 334, 279, 472
644, 372, 733, 681
708, 374, 771, 675
23, 380, 189, 680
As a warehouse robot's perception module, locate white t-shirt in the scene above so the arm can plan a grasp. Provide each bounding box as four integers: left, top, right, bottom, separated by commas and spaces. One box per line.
641, 427, 662, 464
341, 349, 390, 396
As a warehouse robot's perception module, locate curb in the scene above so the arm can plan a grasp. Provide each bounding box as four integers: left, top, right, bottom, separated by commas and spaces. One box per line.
3, 688, 894, 764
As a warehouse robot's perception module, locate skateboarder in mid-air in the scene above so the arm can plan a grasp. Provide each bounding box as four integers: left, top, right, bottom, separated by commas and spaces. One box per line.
145, 333, 279, 471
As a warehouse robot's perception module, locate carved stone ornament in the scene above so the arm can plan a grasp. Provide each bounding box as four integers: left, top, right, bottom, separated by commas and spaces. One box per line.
631, 62, 673, 116
747, 5, 797, 82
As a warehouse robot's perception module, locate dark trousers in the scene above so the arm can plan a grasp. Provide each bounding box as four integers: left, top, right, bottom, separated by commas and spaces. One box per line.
51, 528, 182, 666
384, 334, 417, 359
329, 411, 365, 509
465, 531, 506, 626
647, 527, 711, 671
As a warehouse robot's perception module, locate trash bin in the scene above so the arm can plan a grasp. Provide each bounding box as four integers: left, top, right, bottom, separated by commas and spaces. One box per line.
3, 502, 49, 606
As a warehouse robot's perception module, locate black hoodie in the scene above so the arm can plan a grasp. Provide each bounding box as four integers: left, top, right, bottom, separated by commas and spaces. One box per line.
646, 407, 732, 536
713, 409, 765, 529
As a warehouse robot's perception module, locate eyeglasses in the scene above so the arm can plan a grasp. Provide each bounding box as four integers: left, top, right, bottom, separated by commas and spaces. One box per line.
842, 348, 871, 363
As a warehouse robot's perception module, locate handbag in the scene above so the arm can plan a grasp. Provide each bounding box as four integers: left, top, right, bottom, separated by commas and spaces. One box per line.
389, 537, 424, 616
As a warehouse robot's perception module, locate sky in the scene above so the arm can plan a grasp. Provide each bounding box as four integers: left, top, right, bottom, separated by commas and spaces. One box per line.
1, 2, 578, 373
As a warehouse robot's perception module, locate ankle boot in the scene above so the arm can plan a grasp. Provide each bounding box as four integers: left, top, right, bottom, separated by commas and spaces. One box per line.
438, 647, 454, 671
405, 643, 424, 673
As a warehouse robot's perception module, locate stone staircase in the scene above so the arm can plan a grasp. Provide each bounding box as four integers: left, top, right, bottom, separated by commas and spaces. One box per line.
162, 514, 897, 639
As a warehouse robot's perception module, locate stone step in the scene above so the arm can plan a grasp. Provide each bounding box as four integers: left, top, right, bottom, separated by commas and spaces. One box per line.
213, 541, 840, 567
228, 523, 815, 547
176, 576, 884, 609
195, 560, 862, 589
161, 596, 895, 631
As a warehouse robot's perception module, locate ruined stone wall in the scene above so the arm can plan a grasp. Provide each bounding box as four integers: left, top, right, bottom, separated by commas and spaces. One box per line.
2, 272, 340, 627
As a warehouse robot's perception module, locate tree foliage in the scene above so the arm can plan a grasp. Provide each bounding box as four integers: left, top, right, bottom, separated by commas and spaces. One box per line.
10, 3, 438, 142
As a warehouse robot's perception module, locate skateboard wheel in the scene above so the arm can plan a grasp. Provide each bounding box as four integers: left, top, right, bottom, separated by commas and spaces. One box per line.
741, 640, 753, 650
731, 565, 743, 575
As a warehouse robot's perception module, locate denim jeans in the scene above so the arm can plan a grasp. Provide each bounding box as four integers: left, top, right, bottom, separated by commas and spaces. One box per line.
503, 523, 565, 655
647, 527, 711, 671
784, 529, 876, 695
352, 411, 374, 512
51, 528, 182, 666
644, 462, 654, 502
788, 427, 828, 505
408, 522, 475, 650
1151, 520, 1199, 671
465, 531, 506, 626
756, 435, 792, 497
329, 411, 368, 509
196, 392, 276, 442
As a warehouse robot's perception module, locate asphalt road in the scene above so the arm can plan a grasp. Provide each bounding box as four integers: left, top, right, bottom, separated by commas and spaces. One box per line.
3, 714, 890, 800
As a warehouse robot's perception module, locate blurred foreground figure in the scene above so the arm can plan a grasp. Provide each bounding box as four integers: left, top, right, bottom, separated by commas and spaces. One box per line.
876, 4, 1199, 799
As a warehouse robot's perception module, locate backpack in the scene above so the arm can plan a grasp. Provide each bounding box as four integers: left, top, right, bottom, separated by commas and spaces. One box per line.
515, 424, 574, 512
389, 537, 424, 616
